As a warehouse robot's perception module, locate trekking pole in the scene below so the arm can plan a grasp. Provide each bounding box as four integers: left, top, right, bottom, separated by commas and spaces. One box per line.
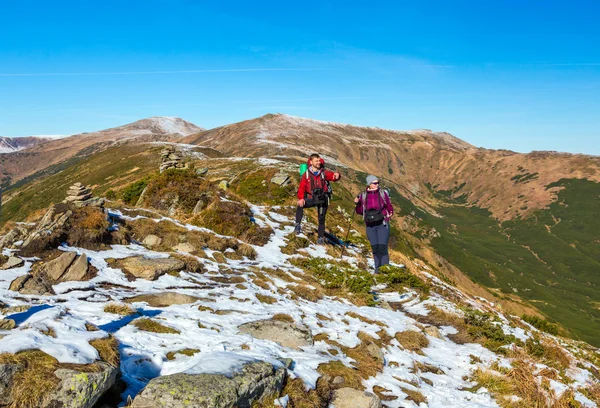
339, 211, 356, 260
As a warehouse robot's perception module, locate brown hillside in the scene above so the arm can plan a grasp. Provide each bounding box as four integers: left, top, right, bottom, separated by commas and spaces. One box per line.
182, 113, 600, 220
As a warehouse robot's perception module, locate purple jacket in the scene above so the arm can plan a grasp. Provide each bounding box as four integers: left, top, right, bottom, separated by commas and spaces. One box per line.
355, 188, 394, 220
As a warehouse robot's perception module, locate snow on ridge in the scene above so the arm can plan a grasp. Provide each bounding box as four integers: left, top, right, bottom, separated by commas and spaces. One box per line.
146, 116, 201, 136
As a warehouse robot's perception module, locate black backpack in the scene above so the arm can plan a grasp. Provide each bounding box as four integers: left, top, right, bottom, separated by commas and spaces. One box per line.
360, 189, 389, 224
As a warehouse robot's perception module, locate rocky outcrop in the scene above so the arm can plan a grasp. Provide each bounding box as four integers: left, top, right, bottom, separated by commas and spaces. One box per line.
65, 182, 92, 203
331, 388, 382, 408
9, 273, 54, 295
45, 362, 118, 408
160, 146, 188, 173
8, 252, 91, 295
116, 256, 185, 280
132, 361, 285, 408
238, 319, 313, 350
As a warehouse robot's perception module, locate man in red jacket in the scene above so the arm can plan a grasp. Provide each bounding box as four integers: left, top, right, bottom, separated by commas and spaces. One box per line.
295, 154, 341, 244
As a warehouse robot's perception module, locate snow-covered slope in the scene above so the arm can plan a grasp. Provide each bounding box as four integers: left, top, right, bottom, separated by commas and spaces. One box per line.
1, 196, 598, 407
0, 136, 52, 154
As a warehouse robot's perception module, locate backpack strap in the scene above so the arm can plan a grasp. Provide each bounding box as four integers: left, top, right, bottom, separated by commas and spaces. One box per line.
360, 191, 367, 219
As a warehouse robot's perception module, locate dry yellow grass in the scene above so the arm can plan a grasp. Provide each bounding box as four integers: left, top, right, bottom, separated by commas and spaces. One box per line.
290, 284, 323, 302
395, 330, 429, 353
166, 348, 200, 360
104, 303, 137, 316
255, 294, 277, 304
0, 350, 60, 408
272, 313, 294, 323
90, 335, 120, 366
317, 360, 363, 390
132, 318, 180, 334
345, 311, 386, 327
401, 387, 427, 404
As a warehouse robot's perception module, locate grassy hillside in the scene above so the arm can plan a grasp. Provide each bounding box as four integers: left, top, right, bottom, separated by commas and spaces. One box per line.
411, 178, 600, 346
1, 144, 160, 224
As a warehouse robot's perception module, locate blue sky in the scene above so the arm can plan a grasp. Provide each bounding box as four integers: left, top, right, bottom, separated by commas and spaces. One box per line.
1, 0, 599, 154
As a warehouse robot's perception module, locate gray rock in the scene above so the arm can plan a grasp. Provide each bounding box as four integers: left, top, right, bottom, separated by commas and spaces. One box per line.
10, 274, 54, 295
0, 229, 21, 248
60, 254, 89, 282
196, 167, 209, 177
424, 325, 443, 339
43, 252, 78, 281
192, 195, 210, 214
8, 275, 30, 292
238, 319, 313, 350
46, 362, 118, 408
67, 188, 91, 196
66, 194, 93, 202
173, 242, 196, 253
270, 173, 290, 187
332, 376, 345, 385
0, 256, 24, 270
82, 197, 106, 208
132, 361, 285, 408
118, 256, 185, 280
0, 364, 17, 406
167, 195, 180, 217
142, 234, 162, 248
331, 388, 382, 408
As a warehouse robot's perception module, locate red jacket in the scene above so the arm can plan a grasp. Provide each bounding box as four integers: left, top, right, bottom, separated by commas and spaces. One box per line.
297, 158, 340, 199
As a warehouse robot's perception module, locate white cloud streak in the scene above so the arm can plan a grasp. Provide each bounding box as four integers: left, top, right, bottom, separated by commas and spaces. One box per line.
0, 68, 326, 77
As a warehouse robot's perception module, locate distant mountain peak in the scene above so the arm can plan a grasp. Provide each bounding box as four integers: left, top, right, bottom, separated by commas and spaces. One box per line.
107, 116, 204, 137
0, 136, 52, 154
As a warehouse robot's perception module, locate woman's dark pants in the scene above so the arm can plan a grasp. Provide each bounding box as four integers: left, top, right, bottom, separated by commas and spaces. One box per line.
366, 222, 390, 273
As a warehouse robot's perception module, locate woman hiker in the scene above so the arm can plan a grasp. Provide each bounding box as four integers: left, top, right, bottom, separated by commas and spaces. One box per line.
354, 175, 394, 274
295, 154, 341, 244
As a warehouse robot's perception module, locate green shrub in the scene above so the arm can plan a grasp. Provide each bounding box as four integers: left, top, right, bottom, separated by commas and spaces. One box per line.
290, 257, 375, 305
377, 265, 430, 294
105, 189, 116, 200
521, 314, 560, 336
121, 179, 149, 205
463, 309, 517, 353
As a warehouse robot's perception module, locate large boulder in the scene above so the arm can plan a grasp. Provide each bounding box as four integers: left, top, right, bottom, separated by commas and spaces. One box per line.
45, 362, 118, 408
331, 388, 382, 408
42, 252, 78, 281
238, 319, 313, 350
60, 253, 89, 282
132, 361, 285, 408
117, 256, 185, 280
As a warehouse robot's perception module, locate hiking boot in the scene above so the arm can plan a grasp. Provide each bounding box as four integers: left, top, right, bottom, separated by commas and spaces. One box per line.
316, 237, 327, 245
294, 223, 302, 235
